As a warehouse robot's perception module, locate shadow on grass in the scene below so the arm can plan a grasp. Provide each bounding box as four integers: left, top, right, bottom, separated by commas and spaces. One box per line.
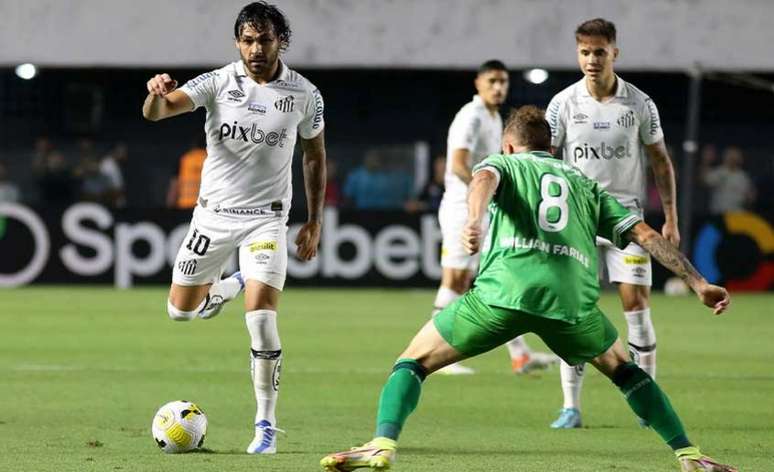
186, 447, 312, 455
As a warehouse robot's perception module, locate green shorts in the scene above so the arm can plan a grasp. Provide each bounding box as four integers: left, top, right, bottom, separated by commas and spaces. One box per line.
433, 290, 618, 366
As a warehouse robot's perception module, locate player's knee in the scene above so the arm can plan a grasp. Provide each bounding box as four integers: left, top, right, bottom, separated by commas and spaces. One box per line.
167, 299, 198, 321
623, 300, 648, 312
620, 289, 649, 311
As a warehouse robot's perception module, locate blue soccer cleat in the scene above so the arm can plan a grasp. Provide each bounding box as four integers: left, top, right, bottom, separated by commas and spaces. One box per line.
232, 271, 245, 290
550, 408, 582, 429
246, 419, 284, 454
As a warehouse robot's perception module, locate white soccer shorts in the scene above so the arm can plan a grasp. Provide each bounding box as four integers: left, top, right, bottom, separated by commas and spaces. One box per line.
598, 238, 652, 287
438, 202, 488, 271
172, 206, 288, 290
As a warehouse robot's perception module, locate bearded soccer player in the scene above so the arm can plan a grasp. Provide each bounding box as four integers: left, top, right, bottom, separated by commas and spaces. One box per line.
320, 106, 735, 472
546, 18, 680, 429
142, 1, 325, 454
435, 59, 558, 375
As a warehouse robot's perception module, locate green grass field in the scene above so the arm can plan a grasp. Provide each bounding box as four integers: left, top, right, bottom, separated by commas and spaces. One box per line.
1, 287, 772, 471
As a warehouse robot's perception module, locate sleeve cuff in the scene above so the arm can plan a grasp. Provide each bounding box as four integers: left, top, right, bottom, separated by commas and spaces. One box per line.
178, 88, 203, 110
299, 125, 324, 140
612, 215, 642, 249
473, 165, 501, 187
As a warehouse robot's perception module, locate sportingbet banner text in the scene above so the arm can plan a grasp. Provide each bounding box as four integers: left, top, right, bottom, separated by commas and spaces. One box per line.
0, 203, 442, 288
1, 203, 772, 290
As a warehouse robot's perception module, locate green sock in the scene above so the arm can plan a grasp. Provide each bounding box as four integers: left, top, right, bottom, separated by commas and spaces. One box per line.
374, 358, 427, 440
612, 362, 692, 450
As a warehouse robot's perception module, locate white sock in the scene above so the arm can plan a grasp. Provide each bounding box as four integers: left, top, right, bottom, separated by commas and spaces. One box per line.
431, 286, 461, 316
245, 310, 282, 426
166, 298, 204, 321
198, 275, 243, 319
625, 308, 657, 379
506, 336, 531, 359
560, 360, 584, 410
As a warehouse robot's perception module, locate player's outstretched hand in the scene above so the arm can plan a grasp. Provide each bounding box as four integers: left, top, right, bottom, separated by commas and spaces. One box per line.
661, 220, 681, 247
295, 221, 321, 261
147, 73, 178, 97
462, 220, 483, 255
696, 282, 730, 315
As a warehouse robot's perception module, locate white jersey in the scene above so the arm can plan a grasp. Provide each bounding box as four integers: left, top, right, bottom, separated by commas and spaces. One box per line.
442, 95, 503, 206
547, 76, 663, 212
180, 60, 324, 213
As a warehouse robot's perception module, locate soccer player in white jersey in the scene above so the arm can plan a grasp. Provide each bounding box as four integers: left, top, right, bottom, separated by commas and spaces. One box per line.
435, 60, 558, 375
546, 18, 680, 428
142, 2, 326, 453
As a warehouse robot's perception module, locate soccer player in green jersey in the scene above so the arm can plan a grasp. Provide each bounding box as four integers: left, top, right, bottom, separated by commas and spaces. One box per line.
320, 106, 736, 472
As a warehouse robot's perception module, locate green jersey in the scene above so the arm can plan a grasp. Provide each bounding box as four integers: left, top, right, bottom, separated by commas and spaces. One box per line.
471, 151, 640, 323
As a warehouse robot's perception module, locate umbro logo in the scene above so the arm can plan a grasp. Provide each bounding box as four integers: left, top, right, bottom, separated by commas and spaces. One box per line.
228, 89, 245, 99
572, 112, 589, 124
274, 95, 295, 112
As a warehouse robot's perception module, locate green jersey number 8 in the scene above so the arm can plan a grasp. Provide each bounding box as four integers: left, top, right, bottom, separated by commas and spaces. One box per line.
538, 174, 569, 232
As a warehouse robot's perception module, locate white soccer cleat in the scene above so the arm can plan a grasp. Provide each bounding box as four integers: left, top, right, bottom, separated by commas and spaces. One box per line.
246, 419, 284, 454
436, 362, 475, 375
198, 271, 245, 320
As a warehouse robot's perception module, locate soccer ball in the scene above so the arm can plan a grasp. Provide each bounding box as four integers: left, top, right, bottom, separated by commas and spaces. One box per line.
151, 400, 208, 453
663, 276, 690, 296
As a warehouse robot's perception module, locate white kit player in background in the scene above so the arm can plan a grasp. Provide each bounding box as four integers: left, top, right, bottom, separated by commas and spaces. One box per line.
434, 60, 559, 375
546, 18, 680, 429
142, 1, 326, 454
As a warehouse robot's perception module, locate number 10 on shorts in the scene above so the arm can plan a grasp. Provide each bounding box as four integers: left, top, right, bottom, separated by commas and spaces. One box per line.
186, 229, 211, 256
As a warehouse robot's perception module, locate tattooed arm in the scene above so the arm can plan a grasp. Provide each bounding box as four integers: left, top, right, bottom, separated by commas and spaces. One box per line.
295, 130, 326, 261
627, 222, 730, 315
645, 140, 680, 246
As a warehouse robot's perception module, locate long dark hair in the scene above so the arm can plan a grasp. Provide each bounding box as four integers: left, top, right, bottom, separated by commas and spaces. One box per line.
234, 2, 292, 51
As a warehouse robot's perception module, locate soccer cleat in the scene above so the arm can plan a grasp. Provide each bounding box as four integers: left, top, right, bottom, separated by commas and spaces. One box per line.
232, 271, 246, 290
246, 419, 285, 454
436, 362, 475, 375
198, 271, 245, 320
550, 408, 582, 429
676, 446, 737, 472
511, 351, 561, 374
320, 437, 397, 471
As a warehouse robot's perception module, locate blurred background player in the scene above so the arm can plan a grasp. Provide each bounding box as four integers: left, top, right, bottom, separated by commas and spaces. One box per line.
167, 135, 207, 209
99, 141, 129, 208
321, 106, 735, 472
546, 18, 680, 428
699, 145, 756, 214
142, 1, 326, 454
434, 59, 558, 375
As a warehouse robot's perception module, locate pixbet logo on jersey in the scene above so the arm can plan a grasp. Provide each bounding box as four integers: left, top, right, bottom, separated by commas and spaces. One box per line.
218, 122, 288, 147
572, 142, 632, 162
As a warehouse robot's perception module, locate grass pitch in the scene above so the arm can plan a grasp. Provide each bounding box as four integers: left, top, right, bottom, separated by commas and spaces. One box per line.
1, 287, 772, 471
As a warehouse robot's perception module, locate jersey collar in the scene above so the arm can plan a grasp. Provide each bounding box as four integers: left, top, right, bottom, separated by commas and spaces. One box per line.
530, 151, 554, 159
576, 74, 628, 98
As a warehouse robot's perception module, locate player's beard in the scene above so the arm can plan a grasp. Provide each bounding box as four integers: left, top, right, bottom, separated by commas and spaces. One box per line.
242, 51, 279, 78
